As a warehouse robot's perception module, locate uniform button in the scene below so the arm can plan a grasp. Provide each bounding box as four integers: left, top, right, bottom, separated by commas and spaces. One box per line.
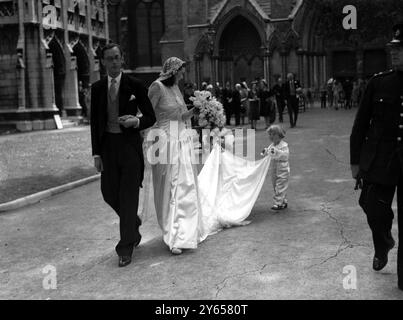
398, 137, 402, 142
400, 113, 403, 117
380, 99, 384, 102
400, 125, 403, 129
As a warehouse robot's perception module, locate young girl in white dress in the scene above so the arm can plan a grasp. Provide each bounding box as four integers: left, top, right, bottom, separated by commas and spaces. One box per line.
262, 125, 290, 211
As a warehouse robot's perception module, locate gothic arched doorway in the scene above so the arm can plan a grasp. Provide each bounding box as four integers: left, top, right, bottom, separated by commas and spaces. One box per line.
218, 16, 264, 85
49, 38, 66, 114
73, 42, 90, 89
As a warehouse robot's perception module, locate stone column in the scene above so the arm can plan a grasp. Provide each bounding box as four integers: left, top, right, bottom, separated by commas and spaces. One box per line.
297, 48, 303, 86
229, 59, 234, 86
87, 1, 100, 84
357, 49, 364, 79
35, 1, 57, 130
44, 52, 58, 130
38, 0, 57, 113
63, 54, 82, 118
309, 53, 314, 88
303, 52, 309, 88
212, 55, 219, 84
194, 55, 200, 88
268, 53, 273, 86
313, 54, 318, 90
44, 51, 57, 111
221, 59, 225, 85
17, 0, 26, 110
263, 48, 270, 86
281, 49, 287, 80
318, 54, 322, 88
61, 4, 81, 118
104, 0, 110, 40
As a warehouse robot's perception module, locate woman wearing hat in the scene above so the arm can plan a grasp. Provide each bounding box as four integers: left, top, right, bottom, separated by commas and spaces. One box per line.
147, 57, 201, 255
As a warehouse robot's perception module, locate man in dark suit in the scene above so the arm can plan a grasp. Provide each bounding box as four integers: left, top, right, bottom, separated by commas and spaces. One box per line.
91, 43, 156, 267
282, 73, 301, 128
350, 23, 403, 290
221, 81, 233, 126
272, 77, 285, 123
231, 84, 242, 126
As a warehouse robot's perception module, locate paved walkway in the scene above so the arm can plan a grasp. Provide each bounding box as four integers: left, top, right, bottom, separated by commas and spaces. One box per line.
1, 107, 403, 299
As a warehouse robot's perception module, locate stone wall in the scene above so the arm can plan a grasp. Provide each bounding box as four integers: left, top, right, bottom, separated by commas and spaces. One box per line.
0, 25, 18, 111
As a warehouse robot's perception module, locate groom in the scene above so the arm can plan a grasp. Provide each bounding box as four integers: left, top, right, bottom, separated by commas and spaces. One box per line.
90, 43, 156, 267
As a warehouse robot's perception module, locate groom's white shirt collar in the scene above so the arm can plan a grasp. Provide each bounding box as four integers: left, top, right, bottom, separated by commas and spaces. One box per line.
108, 72, 122, 90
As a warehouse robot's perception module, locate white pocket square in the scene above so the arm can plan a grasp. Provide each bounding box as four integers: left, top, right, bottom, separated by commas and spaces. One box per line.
129, 95, 136, 101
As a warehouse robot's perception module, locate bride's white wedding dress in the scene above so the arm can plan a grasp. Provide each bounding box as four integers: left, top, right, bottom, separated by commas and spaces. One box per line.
139, 124, 272, 245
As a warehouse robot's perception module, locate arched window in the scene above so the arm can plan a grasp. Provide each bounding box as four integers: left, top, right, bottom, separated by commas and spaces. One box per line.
132, 0, 164, 68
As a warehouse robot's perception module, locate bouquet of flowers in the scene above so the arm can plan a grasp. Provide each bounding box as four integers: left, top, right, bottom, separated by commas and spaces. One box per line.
190, 90, 226, 128
190, 90, 235, 152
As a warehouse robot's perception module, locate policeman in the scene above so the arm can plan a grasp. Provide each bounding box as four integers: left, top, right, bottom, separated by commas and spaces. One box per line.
350, 23, 403, 291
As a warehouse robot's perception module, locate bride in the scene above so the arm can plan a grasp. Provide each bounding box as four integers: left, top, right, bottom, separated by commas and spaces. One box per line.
145, 57, 272, 254
147, 57, 203, 255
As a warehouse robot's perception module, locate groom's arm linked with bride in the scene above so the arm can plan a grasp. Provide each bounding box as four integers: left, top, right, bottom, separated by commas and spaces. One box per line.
90, 43, 156, 267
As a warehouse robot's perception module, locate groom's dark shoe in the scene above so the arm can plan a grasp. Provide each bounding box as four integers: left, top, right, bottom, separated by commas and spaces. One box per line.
118, 256, 132, 268
373, 239, 395, 271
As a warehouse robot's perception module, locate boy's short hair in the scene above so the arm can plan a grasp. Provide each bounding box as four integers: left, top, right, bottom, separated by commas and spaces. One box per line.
266, 125, 286, 139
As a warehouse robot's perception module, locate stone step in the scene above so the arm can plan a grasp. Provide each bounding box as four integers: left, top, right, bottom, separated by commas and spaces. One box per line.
61, 119, 79, 129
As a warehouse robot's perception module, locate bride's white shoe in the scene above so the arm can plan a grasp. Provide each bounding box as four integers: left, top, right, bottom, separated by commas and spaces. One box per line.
171, 248, 182, 255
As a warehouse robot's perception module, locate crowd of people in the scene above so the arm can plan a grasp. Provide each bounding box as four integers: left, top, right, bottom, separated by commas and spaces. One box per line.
185, 74, 369, 130
183, 73, 305, 130
320, 77, 368, 110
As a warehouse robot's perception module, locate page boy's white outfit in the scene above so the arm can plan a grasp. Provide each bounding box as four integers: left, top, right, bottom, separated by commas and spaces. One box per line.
267, 140, 290, 206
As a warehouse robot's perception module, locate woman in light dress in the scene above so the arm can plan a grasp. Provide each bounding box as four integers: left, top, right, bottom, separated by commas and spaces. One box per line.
147, 57, 273, 255
332, 80, 344, 110
147, 57, 203, 255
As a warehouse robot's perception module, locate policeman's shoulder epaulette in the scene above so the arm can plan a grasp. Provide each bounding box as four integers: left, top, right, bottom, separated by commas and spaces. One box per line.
373, 69, 394, 78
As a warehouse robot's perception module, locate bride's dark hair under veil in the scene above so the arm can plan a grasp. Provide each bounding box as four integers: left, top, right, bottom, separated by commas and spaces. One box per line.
160, 65, 184, 87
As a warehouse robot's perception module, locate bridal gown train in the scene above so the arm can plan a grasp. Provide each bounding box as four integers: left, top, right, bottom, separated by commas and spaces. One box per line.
197, 143, 272, 241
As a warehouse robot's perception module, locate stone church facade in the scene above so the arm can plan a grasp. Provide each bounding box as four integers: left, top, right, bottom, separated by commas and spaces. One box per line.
109, 0, 402, 89
0, 0, 108, 131
2, 0, 402, 131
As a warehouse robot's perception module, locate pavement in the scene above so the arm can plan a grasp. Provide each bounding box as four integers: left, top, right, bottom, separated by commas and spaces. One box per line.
1, 106, 403, 300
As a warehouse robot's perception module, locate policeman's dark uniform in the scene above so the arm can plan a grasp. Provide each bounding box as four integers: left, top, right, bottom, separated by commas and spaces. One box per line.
350, 23, 403, 289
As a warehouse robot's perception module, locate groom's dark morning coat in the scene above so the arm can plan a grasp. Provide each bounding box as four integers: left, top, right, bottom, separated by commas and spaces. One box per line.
90, 73, 156, 257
